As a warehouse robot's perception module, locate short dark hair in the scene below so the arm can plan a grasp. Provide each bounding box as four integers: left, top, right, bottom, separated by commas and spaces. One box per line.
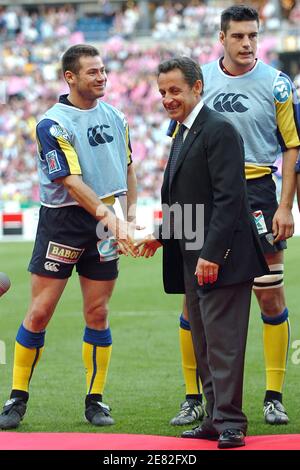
158, 56, 203, 94
221, 5, 259, 34
62, 44, 100, 75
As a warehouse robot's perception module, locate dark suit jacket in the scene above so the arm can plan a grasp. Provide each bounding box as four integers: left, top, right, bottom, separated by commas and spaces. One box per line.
160, 104, 268, 293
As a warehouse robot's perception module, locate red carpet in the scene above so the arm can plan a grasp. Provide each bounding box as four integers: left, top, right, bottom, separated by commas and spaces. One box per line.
0, 432, 299, 450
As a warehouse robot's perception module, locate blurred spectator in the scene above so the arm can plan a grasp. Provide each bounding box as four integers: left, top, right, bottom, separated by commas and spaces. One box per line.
288, 0, 300, 23
260, 0, 281, 30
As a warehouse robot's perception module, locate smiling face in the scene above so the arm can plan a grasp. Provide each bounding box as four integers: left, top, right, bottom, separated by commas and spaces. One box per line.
65, 55, 107, 107
220, 20, 258, 74
157, 68, 202, 123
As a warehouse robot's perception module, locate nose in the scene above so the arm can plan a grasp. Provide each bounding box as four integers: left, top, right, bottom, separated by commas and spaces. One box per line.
162, 93, 173, 106
241, 35, 251, 48
97, 71, 106, 81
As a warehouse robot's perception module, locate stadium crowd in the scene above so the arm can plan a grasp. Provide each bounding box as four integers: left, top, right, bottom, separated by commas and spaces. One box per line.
1, 1, 300, 204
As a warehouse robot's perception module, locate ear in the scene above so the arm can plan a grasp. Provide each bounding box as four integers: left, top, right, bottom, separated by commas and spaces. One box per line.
64, 70, 75, 86
219, 31, 225, 45
194, 79, 203, 96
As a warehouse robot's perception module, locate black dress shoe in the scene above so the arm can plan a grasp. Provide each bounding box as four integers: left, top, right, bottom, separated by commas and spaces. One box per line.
218, 429, 245, 449
182, 425, 219, 440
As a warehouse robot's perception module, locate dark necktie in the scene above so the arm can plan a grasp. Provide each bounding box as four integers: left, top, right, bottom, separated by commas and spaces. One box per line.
169, 124, 186, 189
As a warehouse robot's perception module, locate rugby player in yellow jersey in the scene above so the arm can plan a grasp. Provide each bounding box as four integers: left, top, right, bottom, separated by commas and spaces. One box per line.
0, 44, 139, 430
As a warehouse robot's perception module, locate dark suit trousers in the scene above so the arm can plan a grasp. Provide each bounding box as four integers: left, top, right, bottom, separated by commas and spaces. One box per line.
184, 264, 252, 434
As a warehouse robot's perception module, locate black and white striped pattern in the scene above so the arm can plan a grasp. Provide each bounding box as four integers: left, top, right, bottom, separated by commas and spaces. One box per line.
253, 263, 284, 289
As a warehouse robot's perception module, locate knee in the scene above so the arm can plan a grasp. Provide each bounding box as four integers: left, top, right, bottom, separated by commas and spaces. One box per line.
256, 290, 284, 316
85, 301, 109, 328
25, 307, 51, 331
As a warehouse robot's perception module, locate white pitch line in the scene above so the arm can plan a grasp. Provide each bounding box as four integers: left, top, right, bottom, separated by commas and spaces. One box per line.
61, 310, 176, 318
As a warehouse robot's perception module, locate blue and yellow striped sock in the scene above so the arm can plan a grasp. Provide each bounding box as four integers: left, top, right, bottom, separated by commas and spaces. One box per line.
82, 326, 112, 400
11, 324, 45, 400
262, 308, 290, 402
179, 314, 202, 401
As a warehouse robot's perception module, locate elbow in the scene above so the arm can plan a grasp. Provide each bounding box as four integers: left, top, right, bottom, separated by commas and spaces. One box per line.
58, 175, 78, 191
56, 175, 81, 200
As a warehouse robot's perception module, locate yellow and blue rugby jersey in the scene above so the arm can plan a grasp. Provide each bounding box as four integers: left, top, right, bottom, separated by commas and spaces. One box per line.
36, 118, 82, 182
36, 95, 132, 207
202, 59, 300, 180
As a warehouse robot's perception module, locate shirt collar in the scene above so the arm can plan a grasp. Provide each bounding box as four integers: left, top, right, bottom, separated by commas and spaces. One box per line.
59, 94, 75, 106
182, 100, 204, 131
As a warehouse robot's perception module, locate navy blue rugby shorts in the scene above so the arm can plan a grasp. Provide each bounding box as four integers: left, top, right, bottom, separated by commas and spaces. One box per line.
247, 174, 287, 254
28, 205, 119, 280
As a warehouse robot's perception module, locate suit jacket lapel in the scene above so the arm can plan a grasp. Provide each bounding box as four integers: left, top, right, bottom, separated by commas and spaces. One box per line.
168, 105, 211, 189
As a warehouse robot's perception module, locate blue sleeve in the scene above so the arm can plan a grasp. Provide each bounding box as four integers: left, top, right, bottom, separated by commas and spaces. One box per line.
36, 119, 81, 182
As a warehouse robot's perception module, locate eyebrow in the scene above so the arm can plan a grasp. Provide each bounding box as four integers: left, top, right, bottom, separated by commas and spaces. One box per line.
160, 86, 181, 91
231, 32, 258, 36
86, 67, 106, 72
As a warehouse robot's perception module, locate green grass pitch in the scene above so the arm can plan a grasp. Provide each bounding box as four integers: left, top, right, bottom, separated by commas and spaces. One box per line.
0, 239, 300, 436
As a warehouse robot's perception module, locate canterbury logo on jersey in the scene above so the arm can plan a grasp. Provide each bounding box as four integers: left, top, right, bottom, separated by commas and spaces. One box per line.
213, 93, 249, 113
87, 125, 114, 146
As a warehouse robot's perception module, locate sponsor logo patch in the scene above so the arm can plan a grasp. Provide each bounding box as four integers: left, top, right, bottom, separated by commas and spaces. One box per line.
273, 76, 291, 103
46, 241, 84, 264
45, 150, 61, 174
252, 210, 268, 235
44, 261, 60, 272
87, 124, 114, 146
97, 238, 118, 262
213, 93, 249, 113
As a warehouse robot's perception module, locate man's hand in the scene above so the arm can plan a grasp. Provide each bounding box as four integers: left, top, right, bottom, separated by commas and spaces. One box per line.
272, 205, 294, 243
114, 219, 140, 257
195, 257, 219, 286
104, 213, 142, 257
59, 175, 142, 257
135, 234, 162, 258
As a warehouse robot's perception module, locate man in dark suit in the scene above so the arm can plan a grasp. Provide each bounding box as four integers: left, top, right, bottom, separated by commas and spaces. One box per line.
138, 56, 268, 448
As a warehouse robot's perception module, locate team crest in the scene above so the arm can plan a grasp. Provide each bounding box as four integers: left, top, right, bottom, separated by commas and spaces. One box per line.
45, 150, 61, 174
273, 76, 291, 103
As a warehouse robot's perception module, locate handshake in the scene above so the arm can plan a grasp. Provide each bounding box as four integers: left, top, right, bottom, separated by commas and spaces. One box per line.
110, 218, 219, 286
109, 218, 161, 258
99, 207, 161, 258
